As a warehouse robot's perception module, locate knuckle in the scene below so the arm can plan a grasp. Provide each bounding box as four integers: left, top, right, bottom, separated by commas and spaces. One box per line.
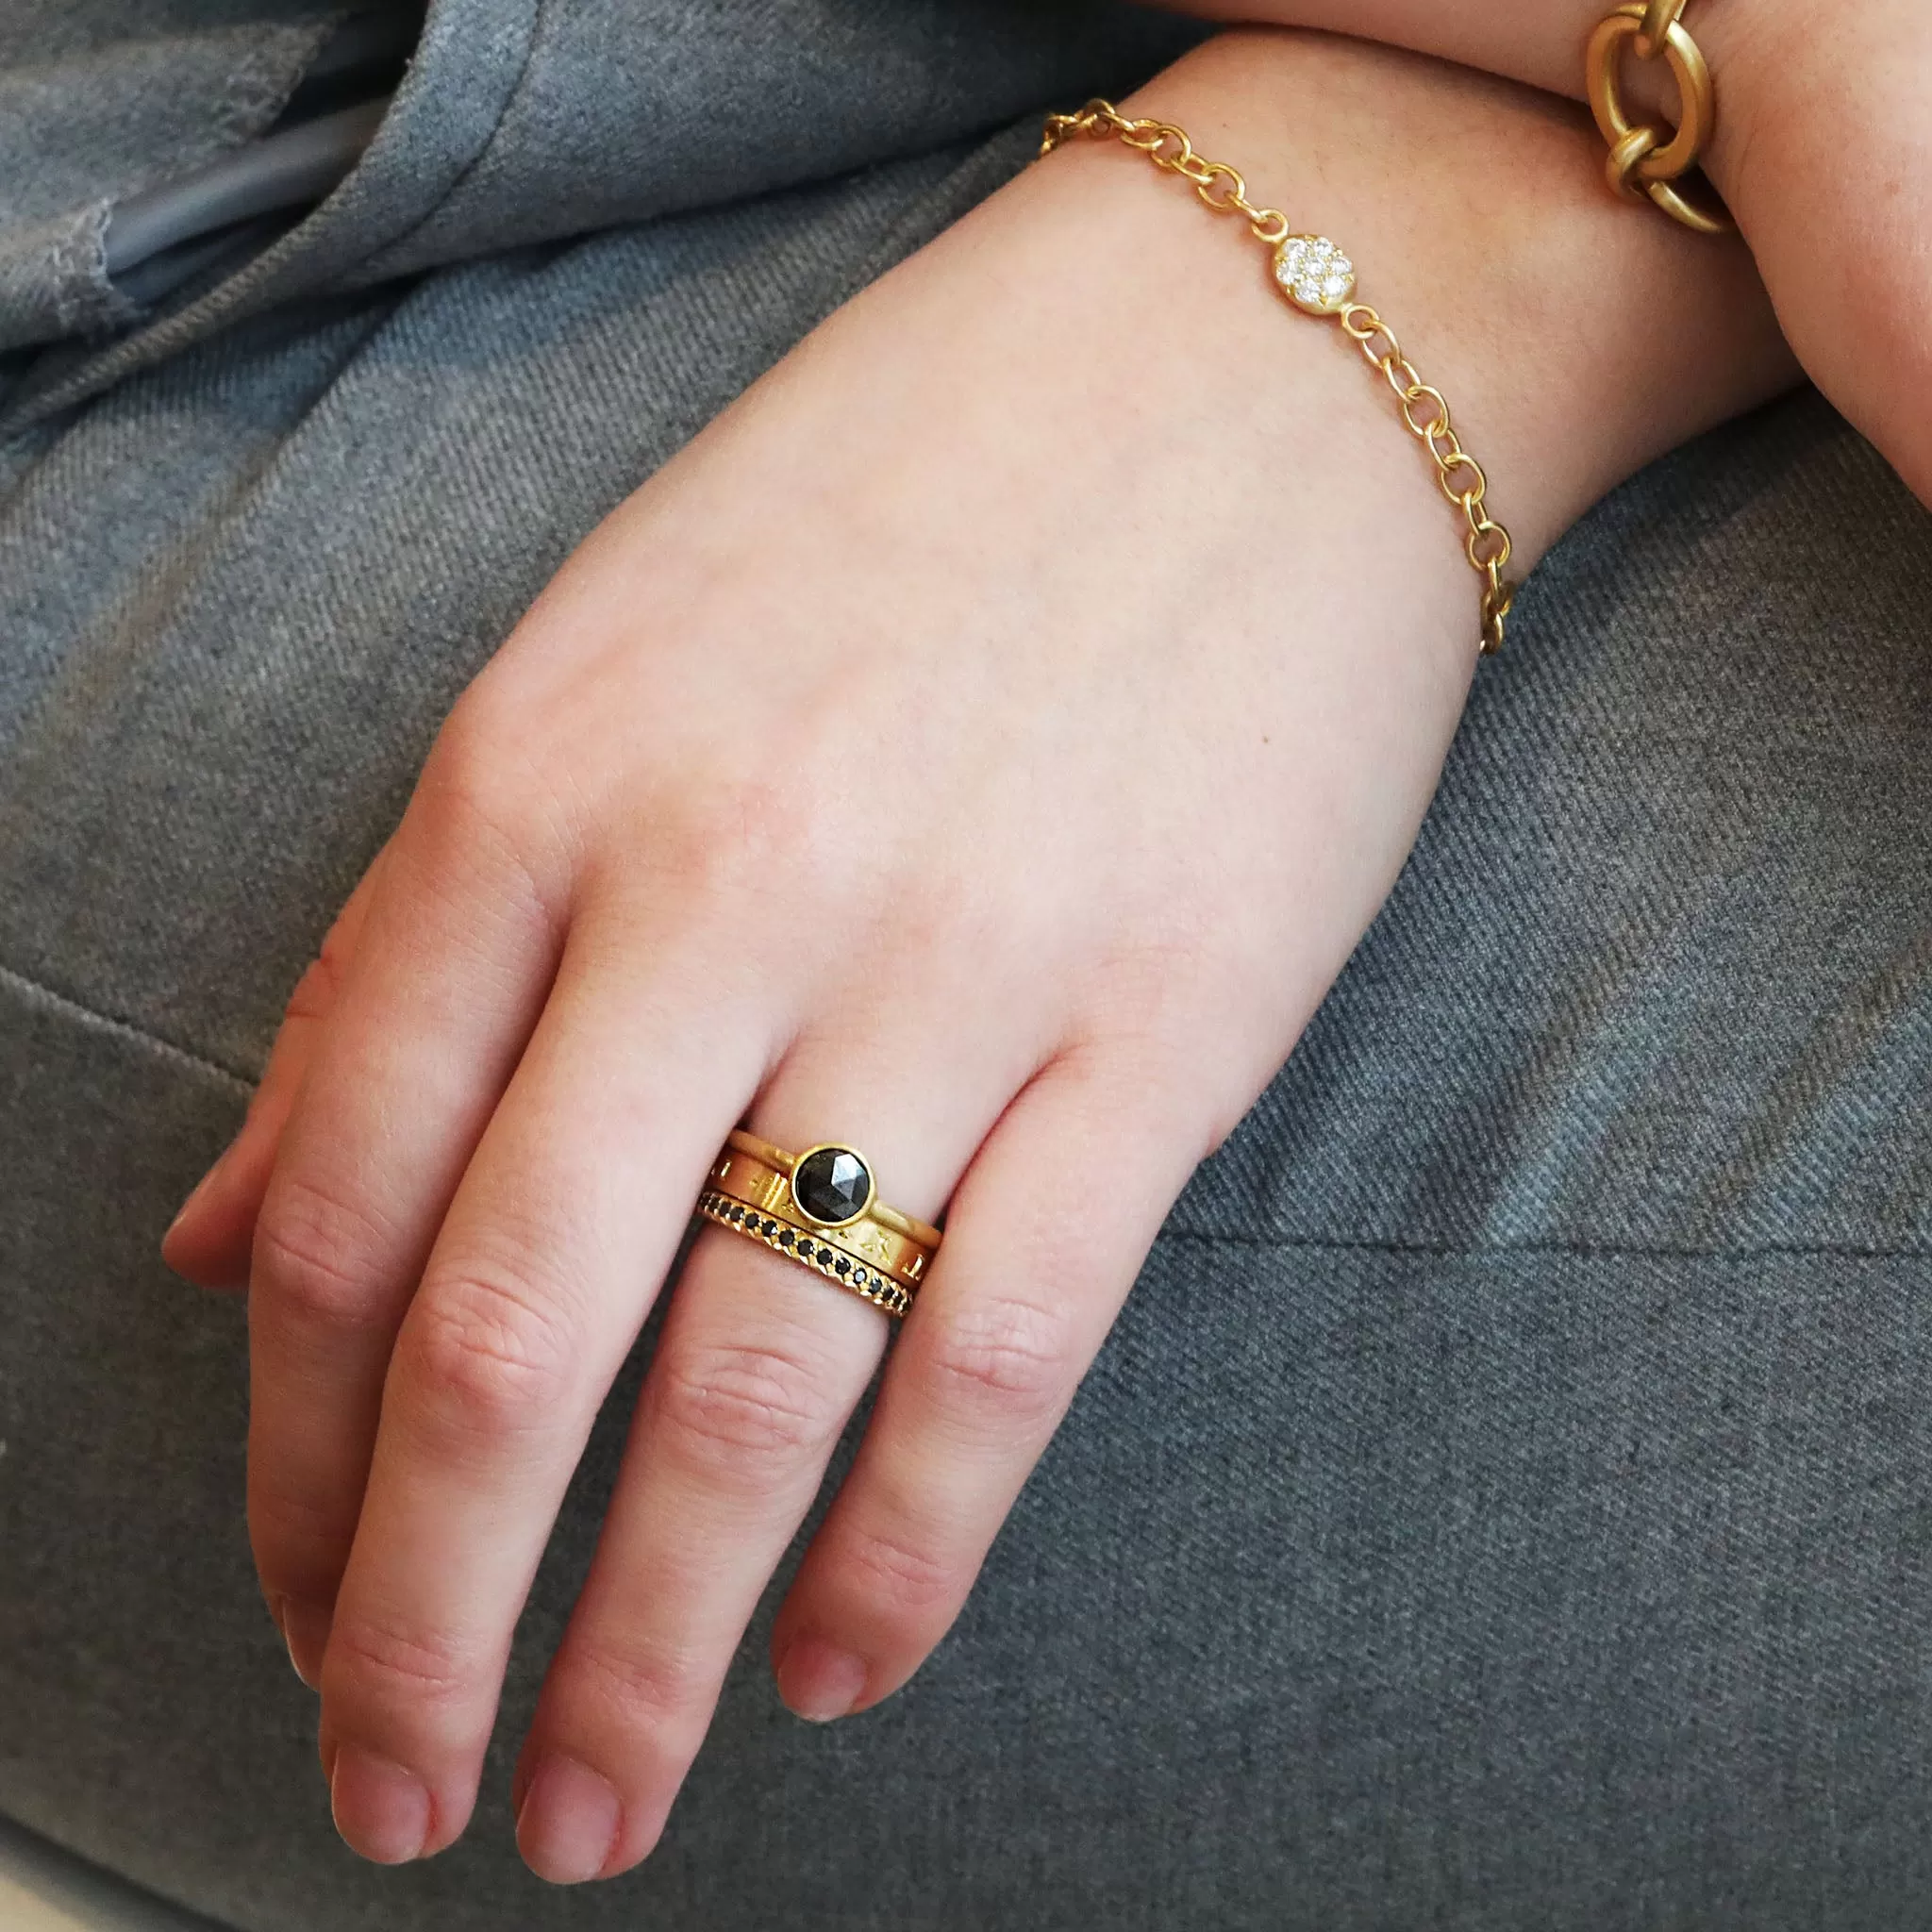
642, 767, 808, 908
651, 1339, 843, 1477
920, 1294, 1072, 1431
328, 1608, 474, 1713
404, 1271, 587, 1440
559, 1632, 709, 1740
407, 705, 575, 928
253, 1174, 396, 1334
629, 753, 878, 936
833, 1520, 962, 1622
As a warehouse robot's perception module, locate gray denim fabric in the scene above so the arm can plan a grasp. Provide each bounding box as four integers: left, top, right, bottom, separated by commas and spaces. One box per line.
2, 3, 1929, 1929
0, 7, 342, 355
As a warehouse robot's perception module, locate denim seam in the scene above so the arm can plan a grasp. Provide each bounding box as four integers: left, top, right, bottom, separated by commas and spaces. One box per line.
0, 960, 253, 1094
344, 0, 546, 282
1158, 1226, 1930, 1261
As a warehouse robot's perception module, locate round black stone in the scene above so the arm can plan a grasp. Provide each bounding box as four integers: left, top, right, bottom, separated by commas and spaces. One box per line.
776, 1227, 794, 1249
792, 1146, 873, 1225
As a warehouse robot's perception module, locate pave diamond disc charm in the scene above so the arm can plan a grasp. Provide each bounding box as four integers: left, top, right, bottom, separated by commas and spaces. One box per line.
1274, 234, 1356, 314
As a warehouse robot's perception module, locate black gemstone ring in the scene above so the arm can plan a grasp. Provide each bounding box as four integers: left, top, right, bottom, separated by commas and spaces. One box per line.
699, 1130, 942, 1318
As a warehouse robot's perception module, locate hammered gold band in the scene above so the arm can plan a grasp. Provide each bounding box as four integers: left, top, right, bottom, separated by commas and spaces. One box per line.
1587, 1, 1731, 234
699, 1130, 941, 1319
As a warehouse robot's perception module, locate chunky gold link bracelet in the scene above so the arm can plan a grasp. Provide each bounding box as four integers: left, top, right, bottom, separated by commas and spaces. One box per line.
1587, 0, 1731, 233
1041, 100, 1516, 657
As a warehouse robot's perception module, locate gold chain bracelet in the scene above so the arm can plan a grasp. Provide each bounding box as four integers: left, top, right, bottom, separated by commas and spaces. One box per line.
1586, 0, 1730, 233
1041, 100, 1516, 657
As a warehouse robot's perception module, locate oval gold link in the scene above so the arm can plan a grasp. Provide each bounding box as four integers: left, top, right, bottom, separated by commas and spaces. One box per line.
1247, 208, 1291, 246
1480, 598, 1510, 656
1425, 419, 1463, 467
1438, 451, 1488, 506
1467, 522, 1513, 573
1147, 125, 1194, 171
1401, 385, 1451, 439
1636, 22, 1716, 184
1645, 177, 1732, 234
1383, 355, 1424, 405
1194, 162, 1248, 211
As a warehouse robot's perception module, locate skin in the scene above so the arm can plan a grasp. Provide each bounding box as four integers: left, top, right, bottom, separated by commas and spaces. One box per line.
163, 28, 1797, 1887
1162, 0, 1932, 507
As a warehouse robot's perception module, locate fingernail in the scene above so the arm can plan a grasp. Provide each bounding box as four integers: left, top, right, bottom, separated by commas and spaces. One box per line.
329, 1743, 430, 1864
516, 1754, 623, 1885
280, 1599, 330, 1691
776, 1636, 869, 1723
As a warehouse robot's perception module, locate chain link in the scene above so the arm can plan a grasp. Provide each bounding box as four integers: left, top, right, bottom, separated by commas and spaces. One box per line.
1041, 99, 1516, 656
1585, 2, 1730, 234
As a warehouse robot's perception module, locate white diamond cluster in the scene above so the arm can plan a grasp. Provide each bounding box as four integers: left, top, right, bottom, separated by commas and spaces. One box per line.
1274, 234, 1356, 314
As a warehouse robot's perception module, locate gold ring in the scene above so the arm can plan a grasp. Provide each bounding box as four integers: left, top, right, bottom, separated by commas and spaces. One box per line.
697, 1131, 941, 1319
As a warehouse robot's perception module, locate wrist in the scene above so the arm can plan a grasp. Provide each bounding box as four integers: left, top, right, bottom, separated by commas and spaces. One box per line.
1150, 1, 1790, 225
1055, 30, 1793, 591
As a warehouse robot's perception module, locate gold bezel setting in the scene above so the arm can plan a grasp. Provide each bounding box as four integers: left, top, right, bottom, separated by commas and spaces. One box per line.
1274, 234, 1356, 315
788, 1142, 878, 1228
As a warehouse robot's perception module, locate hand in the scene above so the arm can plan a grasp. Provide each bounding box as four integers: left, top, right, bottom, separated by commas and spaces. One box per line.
1165, 0, 1932, 508
164, 29, 1791, 1884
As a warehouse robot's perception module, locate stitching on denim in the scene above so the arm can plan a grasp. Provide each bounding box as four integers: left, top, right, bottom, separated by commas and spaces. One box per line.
1158, 1226, 1929, 1261
0, 960, 254, 1093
